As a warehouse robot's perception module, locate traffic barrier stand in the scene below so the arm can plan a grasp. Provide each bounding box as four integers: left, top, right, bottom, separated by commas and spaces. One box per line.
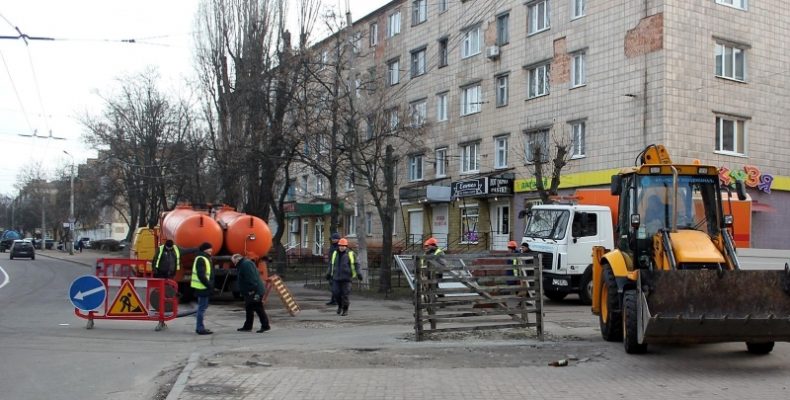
265, 274, 300, 316
95, 258, 152, 278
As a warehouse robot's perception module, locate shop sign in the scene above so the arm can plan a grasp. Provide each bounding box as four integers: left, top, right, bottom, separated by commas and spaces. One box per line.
719, 165, 773, 194
452, 178, 487, 198
488, 178, 513, 195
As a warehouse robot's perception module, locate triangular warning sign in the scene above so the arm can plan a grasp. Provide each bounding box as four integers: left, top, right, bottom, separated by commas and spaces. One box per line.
107, 280, 148, 316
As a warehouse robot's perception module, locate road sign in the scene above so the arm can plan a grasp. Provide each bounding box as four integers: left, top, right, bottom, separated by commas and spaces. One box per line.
107, 280, 148, 317
69, 275, 106, 311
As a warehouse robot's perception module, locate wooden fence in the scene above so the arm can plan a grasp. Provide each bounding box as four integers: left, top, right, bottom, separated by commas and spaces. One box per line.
413, 254, 544, 341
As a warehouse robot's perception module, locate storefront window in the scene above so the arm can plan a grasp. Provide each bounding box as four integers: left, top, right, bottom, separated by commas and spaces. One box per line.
460, 206, 479, 243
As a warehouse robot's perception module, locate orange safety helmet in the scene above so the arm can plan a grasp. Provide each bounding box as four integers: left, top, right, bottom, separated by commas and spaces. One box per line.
507, 240, 517, 249
423, 237, 438, 246
338, 238, 349, 246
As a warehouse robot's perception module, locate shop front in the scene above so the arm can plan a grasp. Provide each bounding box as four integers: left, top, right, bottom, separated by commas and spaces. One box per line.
283, 202, 334, 256
451, 176, 514, 251
399, 182, 452, 251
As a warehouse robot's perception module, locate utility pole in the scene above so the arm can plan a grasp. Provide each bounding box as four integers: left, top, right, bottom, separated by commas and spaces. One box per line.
41, 195, 46, 244
64, 150, 75, 255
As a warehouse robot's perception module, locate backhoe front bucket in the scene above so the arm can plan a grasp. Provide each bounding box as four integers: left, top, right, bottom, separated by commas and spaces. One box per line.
639, 269, 790, 344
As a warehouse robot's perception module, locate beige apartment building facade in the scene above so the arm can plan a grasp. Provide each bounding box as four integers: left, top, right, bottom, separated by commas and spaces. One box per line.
293, 0, 790, 252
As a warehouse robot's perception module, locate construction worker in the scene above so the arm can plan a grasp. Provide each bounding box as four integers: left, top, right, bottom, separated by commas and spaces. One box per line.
329, 238, 360, 316
232, 254, 270, 333
507, 240, 520, 285
192, 242, 214, 335
152, 240, 182, 279
325, 232, 341, 306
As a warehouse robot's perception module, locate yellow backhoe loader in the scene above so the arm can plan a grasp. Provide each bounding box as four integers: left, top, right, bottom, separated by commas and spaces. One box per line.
591, 144, 790, 354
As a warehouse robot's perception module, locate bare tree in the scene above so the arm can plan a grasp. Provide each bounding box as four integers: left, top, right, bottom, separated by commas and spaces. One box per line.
521, 122, 573, 204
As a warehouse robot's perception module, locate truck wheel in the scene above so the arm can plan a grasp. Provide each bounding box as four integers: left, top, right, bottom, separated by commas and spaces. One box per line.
578, 266, 593, 305
746, 342, 774, 355
544, 291, 567, 302
599, 265, 623, 342
623, 290, 647, 354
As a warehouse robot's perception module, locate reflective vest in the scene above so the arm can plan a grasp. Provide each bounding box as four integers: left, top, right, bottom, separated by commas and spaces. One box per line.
191, 255, 212, 289
154, 245, 181, 272
420, 247, 444, 267
330, 250, 357, 279
511, 256, 520, 276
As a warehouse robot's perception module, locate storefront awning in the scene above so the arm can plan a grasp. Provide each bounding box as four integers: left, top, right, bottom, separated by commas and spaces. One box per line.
284, 202, 337, 217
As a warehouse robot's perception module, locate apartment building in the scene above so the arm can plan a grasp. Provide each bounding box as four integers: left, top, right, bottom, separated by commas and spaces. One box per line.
291, 0, 790, 252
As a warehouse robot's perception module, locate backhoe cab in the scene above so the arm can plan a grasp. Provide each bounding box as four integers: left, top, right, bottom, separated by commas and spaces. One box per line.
591, 144, 790, 354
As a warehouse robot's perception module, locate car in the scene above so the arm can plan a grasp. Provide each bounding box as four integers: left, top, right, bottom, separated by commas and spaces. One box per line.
24, 237, 43, 250
0, 230, 22, 252
45, 239, 55, 250
78, 237, 92, 249
10, 239, 35, 260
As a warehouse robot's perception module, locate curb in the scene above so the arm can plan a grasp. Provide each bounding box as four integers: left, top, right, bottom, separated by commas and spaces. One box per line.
37, 252, 94, 268
165, 352, 200, 400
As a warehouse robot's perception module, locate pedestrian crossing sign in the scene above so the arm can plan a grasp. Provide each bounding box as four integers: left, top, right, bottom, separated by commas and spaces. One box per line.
107, 280, 148, 316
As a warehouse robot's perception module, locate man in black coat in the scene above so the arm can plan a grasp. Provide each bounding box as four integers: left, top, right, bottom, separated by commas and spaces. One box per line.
232, 254, 271, 333
325, 232, 341, 305
329, 238, 361, 316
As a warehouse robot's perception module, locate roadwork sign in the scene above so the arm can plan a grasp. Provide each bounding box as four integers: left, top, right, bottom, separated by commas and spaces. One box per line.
107, 280, 148, 316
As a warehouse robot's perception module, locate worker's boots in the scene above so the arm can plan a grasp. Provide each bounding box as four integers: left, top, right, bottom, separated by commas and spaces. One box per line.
336, 305, 342, 315
341, 307, 348, 316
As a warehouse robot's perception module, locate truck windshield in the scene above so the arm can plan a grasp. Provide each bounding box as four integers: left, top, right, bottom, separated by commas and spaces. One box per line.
524, 209, 570, 240
636, 174, 721, 236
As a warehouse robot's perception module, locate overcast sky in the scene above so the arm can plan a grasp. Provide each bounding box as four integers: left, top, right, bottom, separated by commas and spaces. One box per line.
0, 0, 386, 197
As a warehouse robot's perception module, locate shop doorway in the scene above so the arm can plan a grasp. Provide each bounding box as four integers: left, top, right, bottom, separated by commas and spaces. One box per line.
490, 204, 510, 251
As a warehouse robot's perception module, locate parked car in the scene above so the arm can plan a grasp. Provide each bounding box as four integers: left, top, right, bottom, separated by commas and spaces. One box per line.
0, 230, 22, 252
78, 237, 92, 249
45, 239, 55, 250
10, 239, 35, 260
24, 237, 43, 249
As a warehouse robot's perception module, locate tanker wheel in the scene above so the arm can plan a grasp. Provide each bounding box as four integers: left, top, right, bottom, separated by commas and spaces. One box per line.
746, 342, 774, 355
599, 265, 623, 342
544, 291, 567, 302
622, 290, 647, 354
578, 266, 593, 305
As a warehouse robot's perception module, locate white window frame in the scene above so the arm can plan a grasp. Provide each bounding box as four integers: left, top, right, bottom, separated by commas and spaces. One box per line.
412, 0, 427, 25
525, 130, 549, 164
365, 212, 373, 236
439, 0, 448, 13
496, 13, 510, 45
495, 136, 508, 169
461, 83, 482, 116
571, 51, 586, 87
369, 23, 379, 46
570, 121, 586, 158
388, 108, 400, 131
460, 142, 480, 173
715, 43, 746, 82
301, 175, 309, 194
528, 63, 550, 98
528, 0, 551, 35
571, 0, 586, 19
436, 92, 448, 122
315, 175, 324, 195
346, 213, 357, 237
438, 38, 449, 67
408, 154, 424, 181
388, 59, 400, 85
715, 0, 747, 11
495, 74, 509, 107
388, 11, 401, 37
460, 205, 480, 244
435, 147, 447, 177
411, 48, 426, 77
461, 25, 481, 58
301, 220, 309, 248
410, 99, 427, 127
715, 115, 747, 155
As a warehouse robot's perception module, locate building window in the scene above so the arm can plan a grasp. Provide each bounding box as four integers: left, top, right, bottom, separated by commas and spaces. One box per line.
460, 206, 480, 244
366, 212, 373, 235
388, 10, 401, 37
528, 63, 550, 98
495, 136, 508, 169
439, 0, 448, 12
495, 74, 509, 107
301, 220, 309, 248
571, 52, 586, 87
301, 175, 309, 194
320, 50, 328, 70
570, 121, 585, 157
525, 130, 549, 163
460, 142, 480, 173
365, 115, 375, 140
412, 0, 427, 25
388, 58, 400, 85
461, 83, 482, 116
410, 48, 426, 77
409, 154, 424, 181
316, 176, 324, 194
387, 108, 400, 131
435, 147, 447, 177
461, 25, 481, 58
715, 43, 746, 81
496, 13, 509, 45
345, 175, 355, 191
410, 99, 427, 127
436, 92, 448, 122
528, 0, 551, 35
571, 0, 586, 19
438, 38, 449, 67
346, 213, 357, 237
370, 23, 378, 46
715, 116, 746, 155
715, 0, 747, 10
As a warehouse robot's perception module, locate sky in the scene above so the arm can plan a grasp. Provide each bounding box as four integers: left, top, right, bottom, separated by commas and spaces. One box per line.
0, 0, 386, 197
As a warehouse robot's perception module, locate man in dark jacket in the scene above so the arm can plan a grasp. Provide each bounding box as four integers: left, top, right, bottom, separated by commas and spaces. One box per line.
192, 242, 214, 335
232, 254, 271, 333
152, 240, 181, 279
329, 238, 360, 316
325, 232, 341, 305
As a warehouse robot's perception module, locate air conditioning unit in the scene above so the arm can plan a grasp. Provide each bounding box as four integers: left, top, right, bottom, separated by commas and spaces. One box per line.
486, 46, 500, 60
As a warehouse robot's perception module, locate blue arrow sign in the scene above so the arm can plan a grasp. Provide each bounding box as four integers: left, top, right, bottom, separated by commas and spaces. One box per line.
69, 275, 106, 311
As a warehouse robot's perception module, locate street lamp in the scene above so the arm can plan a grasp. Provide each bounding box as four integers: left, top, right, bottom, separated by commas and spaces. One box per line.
63, 150, 75, 255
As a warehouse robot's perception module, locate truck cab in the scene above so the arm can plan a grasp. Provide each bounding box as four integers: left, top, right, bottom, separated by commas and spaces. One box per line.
522, 204, 614, 304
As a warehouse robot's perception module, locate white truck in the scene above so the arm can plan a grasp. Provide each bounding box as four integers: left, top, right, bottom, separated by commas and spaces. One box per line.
522, 204, 614, 305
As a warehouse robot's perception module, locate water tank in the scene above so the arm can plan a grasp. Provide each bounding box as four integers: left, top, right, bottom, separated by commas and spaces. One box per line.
161, 206, 223, 251
215, 208, 272, 257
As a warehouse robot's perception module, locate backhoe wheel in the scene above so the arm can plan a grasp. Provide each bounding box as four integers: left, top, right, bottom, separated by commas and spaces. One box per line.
623, 290, 648, 354
599, 265, 623, 342
746, 342, 774, 355
578, 266, 593, 305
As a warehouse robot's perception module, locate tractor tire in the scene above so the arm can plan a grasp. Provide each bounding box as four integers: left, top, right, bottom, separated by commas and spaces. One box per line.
746, 342, 774, 355
623, 290, 648, 354
599, 265, 623, 342
578, 266, 593, 305
544, 291, 567, 302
